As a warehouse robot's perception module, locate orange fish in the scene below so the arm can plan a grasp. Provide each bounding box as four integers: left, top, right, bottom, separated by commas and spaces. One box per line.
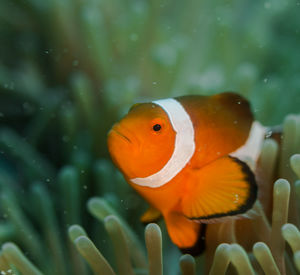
107, 92, 266, 255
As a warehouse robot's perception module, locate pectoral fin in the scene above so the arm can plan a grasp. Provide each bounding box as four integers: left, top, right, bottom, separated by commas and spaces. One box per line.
140, 206, 162, 224
182, 156, 257, 221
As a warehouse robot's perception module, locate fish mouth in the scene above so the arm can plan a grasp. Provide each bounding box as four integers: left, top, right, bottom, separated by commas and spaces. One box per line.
110, 129, 132, 144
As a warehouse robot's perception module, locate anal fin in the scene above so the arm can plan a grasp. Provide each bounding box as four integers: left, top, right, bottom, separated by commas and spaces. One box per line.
164, 212, 205, 256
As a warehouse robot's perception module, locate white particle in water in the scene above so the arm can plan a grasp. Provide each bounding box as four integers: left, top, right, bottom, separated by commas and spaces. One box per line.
130, 33, 138, 41
264, 2, 271, 9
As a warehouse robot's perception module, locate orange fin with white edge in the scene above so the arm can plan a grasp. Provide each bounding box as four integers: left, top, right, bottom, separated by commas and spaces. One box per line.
164, 212, 206, 256
181, 156, 257, 222
140, 206, 162, 224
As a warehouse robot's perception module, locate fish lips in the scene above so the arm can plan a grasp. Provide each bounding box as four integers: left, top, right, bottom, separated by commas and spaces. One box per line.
108, 123, 133, 146
109, 129, 132, 144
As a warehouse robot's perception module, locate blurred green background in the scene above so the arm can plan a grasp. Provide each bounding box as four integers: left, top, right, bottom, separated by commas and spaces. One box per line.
0, 0, 299, 274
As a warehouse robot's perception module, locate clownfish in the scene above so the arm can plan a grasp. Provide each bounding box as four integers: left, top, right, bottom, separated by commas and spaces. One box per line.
107, 92, 267, 255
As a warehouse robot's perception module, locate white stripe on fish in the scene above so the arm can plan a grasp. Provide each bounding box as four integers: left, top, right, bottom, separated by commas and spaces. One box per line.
131, 98, 196, 188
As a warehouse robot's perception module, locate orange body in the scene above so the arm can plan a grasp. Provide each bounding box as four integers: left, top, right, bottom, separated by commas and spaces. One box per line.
108, 93, 257, 253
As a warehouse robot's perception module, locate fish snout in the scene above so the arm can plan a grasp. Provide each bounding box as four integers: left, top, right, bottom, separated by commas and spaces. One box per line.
108, 123, 133, 144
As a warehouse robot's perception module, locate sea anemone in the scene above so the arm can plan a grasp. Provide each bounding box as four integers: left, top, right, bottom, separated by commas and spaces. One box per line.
1, 0, 300, 274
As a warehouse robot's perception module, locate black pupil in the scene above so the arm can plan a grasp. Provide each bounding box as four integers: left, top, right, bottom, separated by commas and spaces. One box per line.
153, 124, 161, 131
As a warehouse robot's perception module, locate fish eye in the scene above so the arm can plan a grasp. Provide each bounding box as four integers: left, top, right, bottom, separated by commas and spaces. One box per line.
153, 124, 162, 131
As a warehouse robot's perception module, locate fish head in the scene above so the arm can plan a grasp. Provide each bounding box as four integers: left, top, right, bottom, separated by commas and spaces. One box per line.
107, 102, 176, 179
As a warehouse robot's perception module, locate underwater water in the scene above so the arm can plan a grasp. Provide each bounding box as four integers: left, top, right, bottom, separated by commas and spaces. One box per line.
0, 0, 300, 274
